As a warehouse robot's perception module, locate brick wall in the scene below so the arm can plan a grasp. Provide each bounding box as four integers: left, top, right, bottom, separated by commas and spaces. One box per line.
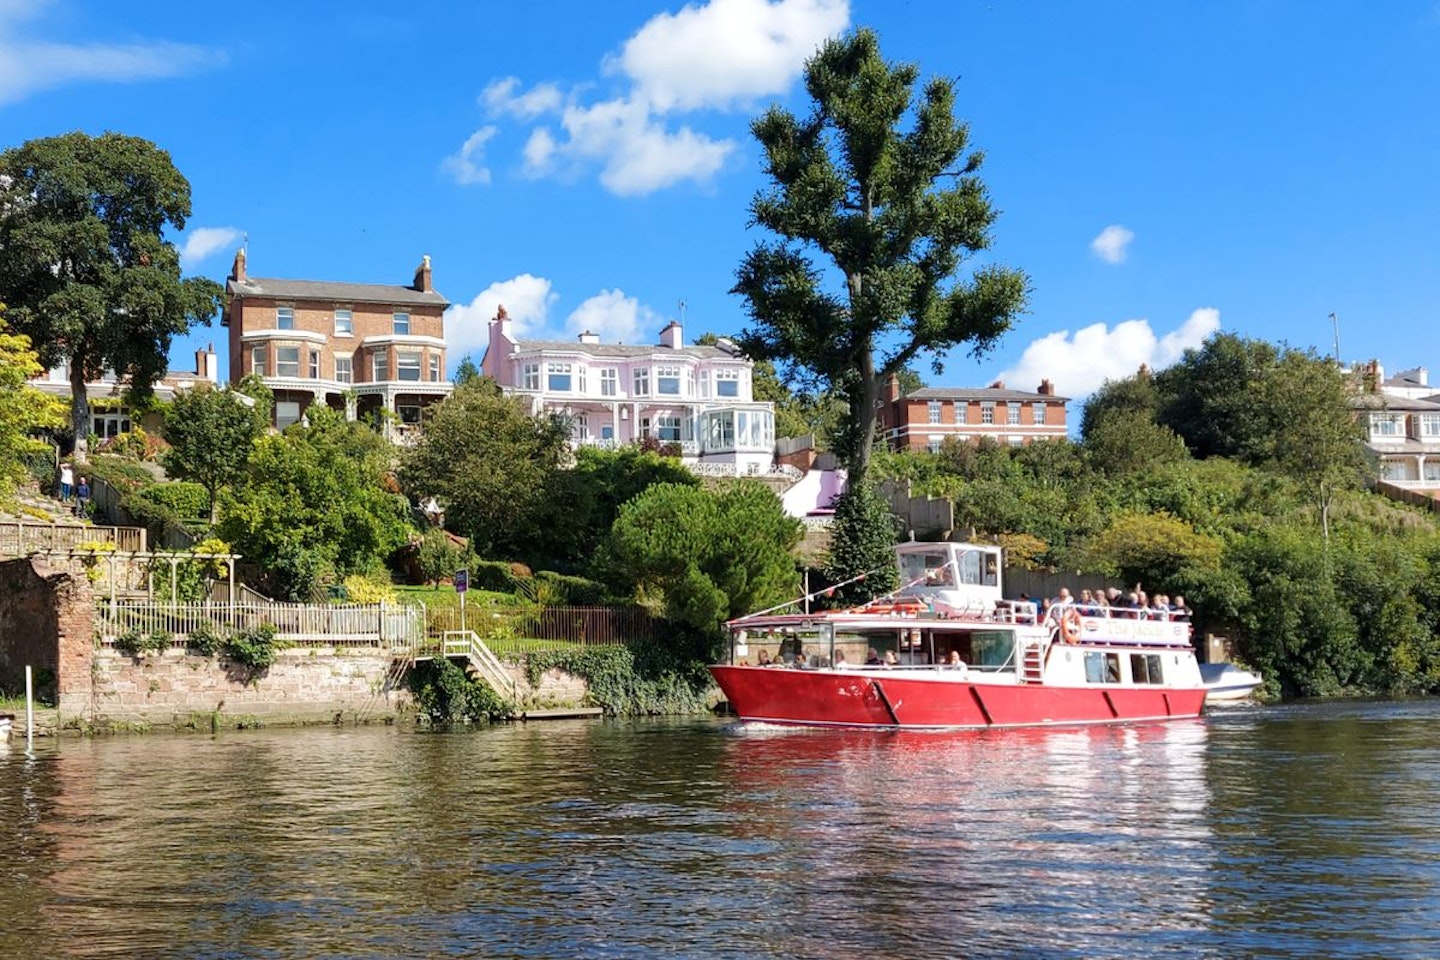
0, 557, 93, 703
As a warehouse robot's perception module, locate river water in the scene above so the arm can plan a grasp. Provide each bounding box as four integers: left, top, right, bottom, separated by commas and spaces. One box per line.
3, 700, 1439, 959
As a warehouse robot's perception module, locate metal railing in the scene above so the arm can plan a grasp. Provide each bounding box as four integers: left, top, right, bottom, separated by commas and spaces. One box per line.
439, 630, 517, 701
96, 600, 426, 648
0, 519, 147, 557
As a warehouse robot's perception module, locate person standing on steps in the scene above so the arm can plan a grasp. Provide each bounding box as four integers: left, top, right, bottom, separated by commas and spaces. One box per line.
75, 476, 90, 517
59, 462, 73, 502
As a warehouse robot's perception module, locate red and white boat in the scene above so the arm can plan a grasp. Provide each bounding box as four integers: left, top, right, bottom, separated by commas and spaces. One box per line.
710, 541, 1207, 729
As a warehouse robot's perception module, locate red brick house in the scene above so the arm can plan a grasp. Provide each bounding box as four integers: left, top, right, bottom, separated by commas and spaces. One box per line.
222, 250, 451, 440
878, 377, 1069, 452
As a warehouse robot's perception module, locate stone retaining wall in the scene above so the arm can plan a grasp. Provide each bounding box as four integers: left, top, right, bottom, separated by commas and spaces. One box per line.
82, 647, 412, 728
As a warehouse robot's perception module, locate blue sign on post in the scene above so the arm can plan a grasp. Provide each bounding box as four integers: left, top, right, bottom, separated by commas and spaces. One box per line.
455, 569, 469, 593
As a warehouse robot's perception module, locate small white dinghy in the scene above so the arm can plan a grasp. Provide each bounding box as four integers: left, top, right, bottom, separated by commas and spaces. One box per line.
1200, 663, 1263, 702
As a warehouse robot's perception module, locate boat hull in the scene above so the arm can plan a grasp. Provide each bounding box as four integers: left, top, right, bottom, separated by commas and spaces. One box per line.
710, 666, 1207, 730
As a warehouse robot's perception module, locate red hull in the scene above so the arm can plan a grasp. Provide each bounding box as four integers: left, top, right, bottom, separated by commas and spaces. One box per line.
710, 666, 1207, 729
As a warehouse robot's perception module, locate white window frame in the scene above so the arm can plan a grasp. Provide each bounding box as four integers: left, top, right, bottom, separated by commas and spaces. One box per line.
397, 351, 422, 382
334, 309, 353, 336
656, 365, 682, 396
276, 306, 294, 330
251, 345, 266, 376
275, 346, 300, 378
547, 362, 573, 392
373, 352, 388, 382
981, 401, 995, 424
634, 368, 650, 397
308, 350, 319, 379
715, 369, 740, 397
1419, 414, 1440, 438
928, 401, 942, 424
1032, 402, 1045, 425
655, 414, 682, 442
275, 400, 302, 430
335, 355, 353, 385
1370, 413, 1404, 438
429, 354, 441, 382
393, 311, 411, 335
600, 368, 618, 397
522, 362, 540, 391
1007, 403, 1021, 425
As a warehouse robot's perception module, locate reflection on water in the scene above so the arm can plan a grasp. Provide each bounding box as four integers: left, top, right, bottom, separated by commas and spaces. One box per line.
2, 703, 1439, 959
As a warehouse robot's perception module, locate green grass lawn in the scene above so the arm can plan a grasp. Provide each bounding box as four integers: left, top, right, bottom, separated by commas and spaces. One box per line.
393, 584, 525, 609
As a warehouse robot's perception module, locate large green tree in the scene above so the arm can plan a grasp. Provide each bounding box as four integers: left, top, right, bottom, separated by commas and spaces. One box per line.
397, 379, 571, 562
162, 383, 269, 523
218, 406, 412, 600
0, 132, 223, 455
610, 481, 802, 634
732, 28, 1028, 490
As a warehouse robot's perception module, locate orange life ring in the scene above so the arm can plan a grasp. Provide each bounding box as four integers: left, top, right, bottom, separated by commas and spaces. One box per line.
1059, 608, 1082, 644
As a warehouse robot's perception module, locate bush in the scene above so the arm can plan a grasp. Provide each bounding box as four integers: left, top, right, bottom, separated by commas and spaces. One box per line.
469, 559, 522, 593
533, 570, 611, 605
114, 628, 172, 657
223, 624, 286, 670
341, 574, 398, 604
406, 658, 510, 723
187, 622, 225, 657
128, 481, 210, 520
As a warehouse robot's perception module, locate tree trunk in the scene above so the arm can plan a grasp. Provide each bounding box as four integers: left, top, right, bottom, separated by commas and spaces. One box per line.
69, 360, 91, 460
851, 344, 878, 490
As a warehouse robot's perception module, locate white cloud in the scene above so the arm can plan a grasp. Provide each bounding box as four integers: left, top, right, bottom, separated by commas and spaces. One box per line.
564, 289, 663, 345
547, 97, 734, 196
440, 127, 497, 186
0, 3, 217, 106
482, 77, 563, 119
449, 0, 849, 197
444, 274, 558, 362
178, 226, 242, 270
613, 0, 850, 113
998, 308, 1221, 401
1090, 224, 1135, 265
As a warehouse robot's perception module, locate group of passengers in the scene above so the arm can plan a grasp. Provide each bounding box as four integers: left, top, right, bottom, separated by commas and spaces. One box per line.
1015, 587, 1190, 623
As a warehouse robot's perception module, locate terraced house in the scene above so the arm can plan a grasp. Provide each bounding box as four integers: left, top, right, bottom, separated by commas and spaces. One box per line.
878, 376, 1069, 452
223, 250, 452, 441
481, 310, 777, 475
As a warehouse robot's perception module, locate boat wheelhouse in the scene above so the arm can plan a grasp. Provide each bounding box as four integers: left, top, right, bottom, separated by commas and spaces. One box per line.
710, 541, 1207, 730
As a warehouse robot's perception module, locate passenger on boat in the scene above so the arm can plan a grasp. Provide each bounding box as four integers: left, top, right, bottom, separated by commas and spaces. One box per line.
1093, 591, 1111, 616
865, 648, 883, 666
946, 650, 963, 667
833, 649, 848, 668
1054, 587, 1074, 607
883, 650, 900, 667
1152, 594, 1171, 619
792, 649, 810, 669
1017, 594, 1039, 623
1172, 595, 1191, 620
757, 650, 772, 667
1078, 589, 1099, 615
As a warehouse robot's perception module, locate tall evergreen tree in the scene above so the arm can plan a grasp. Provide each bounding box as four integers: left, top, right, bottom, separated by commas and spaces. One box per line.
732, 28, 1028, 490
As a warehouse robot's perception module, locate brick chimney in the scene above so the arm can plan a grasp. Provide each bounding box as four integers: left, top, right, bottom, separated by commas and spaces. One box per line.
659, 320, 683, 349
884, 374, 902, 402
231, 248, 247, 283
989, 379, 1006, 390
1037, 379, 1053, 396
413, 255, 433, 293
195, 344, 219, 383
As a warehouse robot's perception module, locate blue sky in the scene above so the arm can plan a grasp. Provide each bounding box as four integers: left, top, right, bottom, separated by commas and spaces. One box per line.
4, 0, 1440, 404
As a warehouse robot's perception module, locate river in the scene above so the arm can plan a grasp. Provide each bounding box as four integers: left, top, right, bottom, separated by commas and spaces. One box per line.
3, 700, 1439, 959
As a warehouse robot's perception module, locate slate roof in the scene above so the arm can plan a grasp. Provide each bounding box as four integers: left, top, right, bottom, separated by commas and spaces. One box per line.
227, 276, 448, 308
1351, 393, 1440, 412
903, 386, 1070, 403
509, 338, 738, 360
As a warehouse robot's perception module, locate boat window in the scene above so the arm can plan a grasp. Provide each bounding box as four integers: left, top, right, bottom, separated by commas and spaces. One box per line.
983, 552, 999, 587
1084, 652, 1126, 683
958, 550, 982, 585
900, 551, 953, 586
1130, 653, 1164, 684
970, 631, 1014, 669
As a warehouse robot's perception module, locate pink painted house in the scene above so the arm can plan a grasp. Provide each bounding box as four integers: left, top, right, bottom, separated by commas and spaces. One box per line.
481, 309, 777, 474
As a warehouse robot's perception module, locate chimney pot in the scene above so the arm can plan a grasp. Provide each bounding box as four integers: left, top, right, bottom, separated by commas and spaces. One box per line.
414, 255, 433, 293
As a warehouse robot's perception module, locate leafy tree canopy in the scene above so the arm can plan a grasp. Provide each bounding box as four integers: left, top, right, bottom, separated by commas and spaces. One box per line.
733, 28, 1028, 487
0, 132, 224, 454
609, 481, 802, 635
0, 308, 66, 502
162, 383, 268, 522
217, 406, 411, 600
397, 379, 571, 563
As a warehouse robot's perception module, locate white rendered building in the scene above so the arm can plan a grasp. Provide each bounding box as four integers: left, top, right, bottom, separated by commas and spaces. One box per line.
481, 309, 776, 475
